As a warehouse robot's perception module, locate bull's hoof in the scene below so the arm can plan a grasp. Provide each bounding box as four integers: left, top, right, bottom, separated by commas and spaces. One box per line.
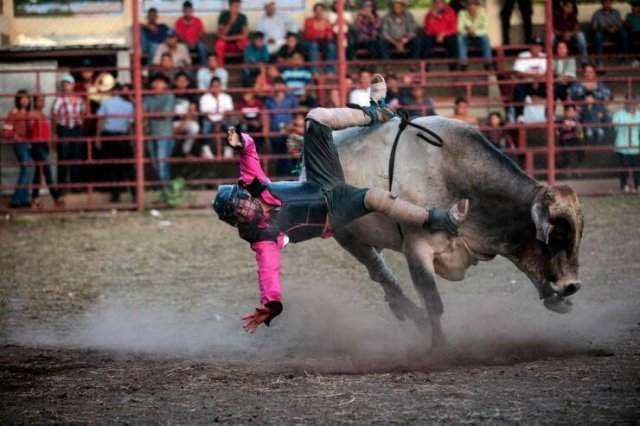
543, 294, 573, 314
385, 293, 412, 321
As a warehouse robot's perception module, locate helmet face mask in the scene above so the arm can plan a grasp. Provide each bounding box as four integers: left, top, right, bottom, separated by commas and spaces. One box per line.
212, 184, 264, 227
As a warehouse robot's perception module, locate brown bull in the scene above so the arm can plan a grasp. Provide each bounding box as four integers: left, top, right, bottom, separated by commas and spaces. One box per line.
332, 116, 584, 347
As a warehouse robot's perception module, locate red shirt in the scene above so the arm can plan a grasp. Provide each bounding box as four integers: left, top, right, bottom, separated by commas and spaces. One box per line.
303, 17, 334, 42
424, 6, 457, 37
31, 112, 51, 142
175, 16, 204, 46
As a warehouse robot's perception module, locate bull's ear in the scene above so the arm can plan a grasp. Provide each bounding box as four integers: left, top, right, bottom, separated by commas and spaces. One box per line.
531, 190, 554, 244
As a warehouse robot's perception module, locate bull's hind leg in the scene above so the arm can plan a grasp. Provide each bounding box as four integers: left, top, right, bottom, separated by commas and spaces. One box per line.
333, 229, 427, 324
403, 233, 447, 349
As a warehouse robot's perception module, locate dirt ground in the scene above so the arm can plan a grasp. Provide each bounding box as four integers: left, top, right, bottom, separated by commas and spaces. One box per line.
1, 196, 640, 425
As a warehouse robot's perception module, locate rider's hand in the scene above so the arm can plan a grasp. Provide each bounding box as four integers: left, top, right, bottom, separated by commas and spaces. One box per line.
242, 301, 283, 333
227, 127, 242, 149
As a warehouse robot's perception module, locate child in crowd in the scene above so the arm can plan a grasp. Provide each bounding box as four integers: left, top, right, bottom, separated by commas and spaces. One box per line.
483, 111, 514, 151
578, 91, 611, 144
236, 90, 264, 150
30, 94, 63, 208
281, 51, 313, 97
172, 71, 200, 156
556, 104, 585, 170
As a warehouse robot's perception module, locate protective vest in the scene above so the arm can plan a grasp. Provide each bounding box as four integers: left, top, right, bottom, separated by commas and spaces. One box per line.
238, 181, 329, 244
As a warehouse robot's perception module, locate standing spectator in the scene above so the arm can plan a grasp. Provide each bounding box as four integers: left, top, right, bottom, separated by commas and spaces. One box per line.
624, 0, 640, 65
277, 32, 307, 63
199, 77, 234, 158
457, 0, 493, 70
612, 96, 640, 192
153, 31, 192, 67
304, 2, 337, 72
281, 52, 314, 97
144, 74, 176, 183
553, 0, 588, 64
255, 0, 299, 56
349, 0, 382, 59
172, 71, 200, 157
264, 77, 298, 174
52, 74, 85, 192
348, 68, 372, 106
175, 1, 208, 66
511, 38, 547, 119
215, 0, 249, 66
381, 0, 420, 59
197, 54, 229, 90
141, 8, 170, 63
500, 0, 533, 44
554, 40, 577, 101
243, 31, 271, 85
591, 0, 628, 61
483, 111, 515, 150
30, 94, 62, 208
96, 83, 134, 203
568, 62, 612, 102
423, 0, 458, 70
556, 104, 584, 169
578, 92, 611, 144
452, 97, 478, 125
4, 90, 34, 208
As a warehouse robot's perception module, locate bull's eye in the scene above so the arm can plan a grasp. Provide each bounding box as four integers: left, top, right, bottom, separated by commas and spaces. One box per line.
546, 218, 573, 257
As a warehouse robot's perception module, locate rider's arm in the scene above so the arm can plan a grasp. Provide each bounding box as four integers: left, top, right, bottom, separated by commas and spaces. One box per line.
237, 132, 270, 187
251, 238, 283, 305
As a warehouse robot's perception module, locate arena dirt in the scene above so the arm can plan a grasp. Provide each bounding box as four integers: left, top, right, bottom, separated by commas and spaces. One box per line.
1, 196, 639, 424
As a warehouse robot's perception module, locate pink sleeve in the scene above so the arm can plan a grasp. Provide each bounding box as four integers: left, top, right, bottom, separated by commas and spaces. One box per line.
238, 132, 270, 186
251, 235, 285, 305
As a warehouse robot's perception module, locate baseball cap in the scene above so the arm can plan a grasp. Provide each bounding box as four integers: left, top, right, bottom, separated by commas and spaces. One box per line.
60, 73, 75, 84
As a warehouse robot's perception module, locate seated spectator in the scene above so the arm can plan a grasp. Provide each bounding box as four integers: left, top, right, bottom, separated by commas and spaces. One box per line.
153, 31, 192, 67
591, 0, 628, 61
349, 0, 382, 58
381, 0, 420, 59
452, 96, 478, 125
172, 71, 200, 156
282, 52, 314, 97
30, 94, 62, 208
327, 88, 342, 108
5, 90, 34, 208
175, 1, 207, 66
400, 80, 436, 117
348, 68, 372, 106
423, 0, 459, 70
297, 87, 319, 109
612, 96, 640, 192
556, 104, 584, 169
199, 77, 234, 159
624, 0, 640, 64
385, 73, 402, 108
253, 63, 281, 97
578, 91, 611, 144
197, 54, 229, 90
568, 62, 612, 102
96, 83, 134, 203
511, 37, 547, 119
483, 111, 514, 151
141, 8, 170, 63
286, 112, 306, 175
457, 0, 493, 70
215, 0, 249, 66
156, 52, 179, 81
304, 2, 337, 72
236, 90, 264, 141
554, 40, 577, 101
553, 0, 588, 64
277, 32, 308, 63
144, 74, 176, 184
264, 77, 298, 174
243, 31, 271, 85
255, 0, 299, 56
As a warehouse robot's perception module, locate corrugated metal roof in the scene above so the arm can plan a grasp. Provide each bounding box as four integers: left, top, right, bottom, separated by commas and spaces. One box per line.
0, 44, 126, 53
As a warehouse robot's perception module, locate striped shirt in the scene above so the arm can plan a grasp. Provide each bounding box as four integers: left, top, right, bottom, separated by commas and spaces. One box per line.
52, 95, 85, 129
282, 67, 312, 96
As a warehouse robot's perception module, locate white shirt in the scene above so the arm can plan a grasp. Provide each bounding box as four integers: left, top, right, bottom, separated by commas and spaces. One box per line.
199, 92, 234, 122
255, 12, 299, 54
197, 67, 229, 90
349, 88, 370, 107
513, 51, 547, 75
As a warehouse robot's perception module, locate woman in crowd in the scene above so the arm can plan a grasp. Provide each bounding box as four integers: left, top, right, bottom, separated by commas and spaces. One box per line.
5, 90, 34, 208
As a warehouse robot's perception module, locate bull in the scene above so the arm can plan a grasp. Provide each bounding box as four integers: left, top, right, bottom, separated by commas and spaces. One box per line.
332, 116, 584, 347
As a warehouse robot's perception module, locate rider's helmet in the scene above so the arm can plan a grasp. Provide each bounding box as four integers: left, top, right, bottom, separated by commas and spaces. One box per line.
212, 184, 264, 227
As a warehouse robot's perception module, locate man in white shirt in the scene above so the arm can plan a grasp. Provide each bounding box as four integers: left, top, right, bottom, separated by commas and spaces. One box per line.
512, 37, 547, 118
199, 77, 234, 158
197, 54, 229, 90
254, 1, 299, 55
348, 69, 372, 107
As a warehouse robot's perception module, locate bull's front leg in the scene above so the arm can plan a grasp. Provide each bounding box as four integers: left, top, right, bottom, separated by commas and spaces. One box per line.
403, 233, 447, 349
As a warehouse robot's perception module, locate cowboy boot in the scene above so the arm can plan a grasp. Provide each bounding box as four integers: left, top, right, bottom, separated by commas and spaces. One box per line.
359, 74, 396, 125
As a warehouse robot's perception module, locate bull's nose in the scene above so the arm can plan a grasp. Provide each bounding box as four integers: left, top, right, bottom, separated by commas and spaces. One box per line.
563, 282, 581, 297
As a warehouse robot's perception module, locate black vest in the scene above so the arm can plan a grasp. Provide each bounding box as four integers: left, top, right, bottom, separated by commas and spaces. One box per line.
237, 181, 329, 244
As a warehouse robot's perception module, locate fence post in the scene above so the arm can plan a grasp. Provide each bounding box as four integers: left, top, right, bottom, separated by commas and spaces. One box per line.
336, 0, 347, 105
131, 0, 145, 210
545, 0, 556, 185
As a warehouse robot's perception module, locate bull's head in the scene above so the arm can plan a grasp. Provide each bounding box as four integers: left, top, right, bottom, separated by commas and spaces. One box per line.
516, 185, 584, 314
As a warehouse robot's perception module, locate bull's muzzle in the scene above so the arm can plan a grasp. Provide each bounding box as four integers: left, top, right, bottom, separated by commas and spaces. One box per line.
551, 280, 581, 298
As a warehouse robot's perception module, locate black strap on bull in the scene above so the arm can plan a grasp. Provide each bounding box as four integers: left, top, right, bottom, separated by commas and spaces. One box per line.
387, 109, 444, 192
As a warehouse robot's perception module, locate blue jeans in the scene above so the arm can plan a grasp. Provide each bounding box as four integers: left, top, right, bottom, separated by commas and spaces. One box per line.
457, 34, 492, 66
189, 41, 209, 66
594, 30, 628, 58
11, 143, 35, 206
147, 138, 175, 182
307, 40, 336, 73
